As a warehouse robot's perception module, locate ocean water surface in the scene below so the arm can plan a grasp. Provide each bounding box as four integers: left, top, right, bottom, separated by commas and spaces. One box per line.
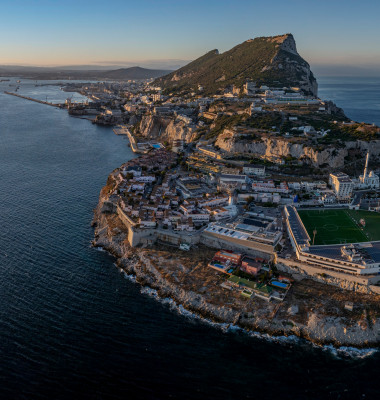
318, 76, 380, 126
0, 77, 380, 399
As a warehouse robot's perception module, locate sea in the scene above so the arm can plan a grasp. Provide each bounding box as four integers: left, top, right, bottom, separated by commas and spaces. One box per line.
0, 76, 379, 400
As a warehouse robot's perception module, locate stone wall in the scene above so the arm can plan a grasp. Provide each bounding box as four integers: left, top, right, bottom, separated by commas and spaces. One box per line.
201, 232, 274, 259
276, 256, 380, 293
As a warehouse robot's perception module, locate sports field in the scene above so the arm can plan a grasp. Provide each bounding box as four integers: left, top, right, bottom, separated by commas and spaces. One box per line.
297, 209, 380, 245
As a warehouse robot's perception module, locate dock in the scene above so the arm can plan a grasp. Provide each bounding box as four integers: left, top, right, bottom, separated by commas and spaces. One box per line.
4, 91, 64, 108
112, 126, 129, 135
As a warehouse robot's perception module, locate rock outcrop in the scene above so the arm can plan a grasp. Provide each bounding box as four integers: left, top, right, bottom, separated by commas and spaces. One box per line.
154, 33, 318, 96
139, 115, 198, 143
215, 129, 380, 168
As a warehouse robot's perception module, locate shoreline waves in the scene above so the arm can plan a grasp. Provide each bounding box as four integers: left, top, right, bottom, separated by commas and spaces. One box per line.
92, 191, 380, 350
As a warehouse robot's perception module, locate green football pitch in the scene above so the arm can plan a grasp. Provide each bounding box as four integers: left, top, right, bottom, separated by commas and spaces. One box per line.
297, 209, 380, 245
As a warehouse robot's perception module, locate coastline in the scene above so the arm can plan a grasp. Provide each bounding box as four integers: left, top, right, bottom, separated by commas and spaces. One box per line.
92, 185, 380, 348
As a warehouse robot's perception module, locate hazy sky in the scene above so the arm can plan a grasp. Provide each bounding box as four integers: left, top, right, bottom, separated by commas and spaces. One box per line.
1, 0, 380, 71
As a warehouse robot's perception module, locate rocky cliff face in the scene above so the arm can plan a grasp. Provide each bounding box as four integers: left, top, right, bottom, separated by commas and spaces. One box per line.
215, 129, 345, 167
215, 129, 380, 168
139, 115, 198, 143
267, 34, 318, 96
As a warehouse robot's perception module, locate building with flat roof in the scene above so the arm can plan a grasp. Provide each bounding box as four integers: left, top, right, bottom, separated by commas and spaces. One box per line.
329, 172, 354, 202
243, 164, 265, 176
197, 146, 222, 159
220, 174, 248, 184
203, 215, 282, 256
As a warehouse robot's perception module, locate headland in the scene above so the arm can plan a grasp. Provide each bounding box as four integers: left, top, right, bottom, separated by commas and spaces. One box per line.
88, 34, 380, 347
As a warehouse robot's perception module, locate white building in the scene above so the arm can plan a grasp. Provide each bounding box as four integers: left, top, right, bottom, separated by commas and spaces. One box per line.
136, 175, 156, 183
219, 174, 248, 185
243, 164, 265, 176
357, 152, 380, 189
252, 180, 289, 194
321, 191, 337, 204
152, 93, 162, 102
329, 172, 354, 202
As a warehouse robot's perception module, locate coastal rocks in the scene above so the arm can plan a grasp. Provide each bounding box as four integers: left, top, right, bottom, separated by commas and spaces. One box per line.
100, 200, 117, 214
93, 178, 380, 347
276, 262, 373, 294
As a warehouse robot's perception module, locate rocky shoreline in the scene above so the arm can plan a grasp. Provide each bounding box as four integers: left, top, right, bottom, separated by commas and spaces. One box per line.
92, 187, 380, 348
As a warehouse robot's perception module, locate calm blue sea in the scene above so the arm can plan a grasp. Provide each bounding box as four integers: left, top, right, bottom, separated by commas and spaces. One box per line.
318, 76, 380, 126
0, 77, 380, 400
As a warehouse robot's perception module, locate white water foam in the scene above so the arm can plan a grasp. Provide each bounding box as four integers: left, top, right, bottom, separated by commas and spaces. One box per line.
322, 344, 378, 359
93, 246, 105, 252
118, 266, 378, 359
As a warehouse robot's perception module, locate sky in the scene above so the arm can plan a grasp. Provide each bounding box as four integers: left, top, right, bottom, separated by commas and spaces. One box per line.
1, 0, 380, 74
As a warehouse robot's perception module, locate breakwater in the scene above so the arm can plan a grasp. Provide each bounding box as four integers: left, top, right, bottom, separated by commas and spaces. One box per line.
4, 91, 64, 108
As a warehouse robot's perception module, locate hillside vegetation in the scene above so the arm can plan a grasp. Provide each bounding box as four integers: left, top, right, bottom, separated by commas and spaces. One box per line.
154, 34, 317, 96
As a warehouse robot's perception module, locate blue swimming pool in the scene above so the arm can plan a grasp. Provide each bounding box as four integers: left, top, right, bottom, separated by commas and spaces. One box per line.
152, 144, 162, 149
271, 281, 288, 289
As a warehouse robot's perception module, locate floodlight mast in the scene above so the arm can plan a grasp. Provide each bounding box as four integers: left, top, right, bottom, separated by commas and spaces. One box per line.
313, 229, 317, 245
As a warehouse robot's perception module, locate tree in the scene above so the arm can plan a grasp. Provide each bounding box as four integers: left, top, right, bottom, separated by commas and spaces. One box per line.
246, 196, 254, 205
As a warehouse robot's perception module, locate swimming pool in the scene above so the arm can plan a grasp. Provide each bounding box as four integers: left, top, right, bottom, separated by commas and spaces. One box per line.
271, 281, 288, 289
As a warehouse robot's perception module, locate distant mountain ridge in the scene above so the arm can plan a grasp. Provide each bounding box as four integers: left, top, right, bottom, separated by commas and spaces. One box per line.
0, 65, 171, 80
100, 66, 171, 80
154, 34, 318, 96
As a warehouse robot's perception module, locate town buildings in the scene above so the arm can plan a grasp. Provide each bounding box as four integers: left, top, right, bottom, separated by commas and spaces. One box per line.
243, 164, 265, 176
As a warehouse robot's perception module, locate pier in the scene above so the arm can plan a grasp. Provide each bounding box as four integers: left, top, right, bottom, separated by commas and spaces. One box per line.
4, 91, 64, 108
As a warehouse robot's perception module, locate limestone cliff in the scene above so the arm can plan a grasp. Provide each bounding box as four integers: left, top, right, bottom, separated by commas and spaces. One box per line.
139, 115, 198, 143
215, 129, 380, 168
215, 129, 344, 167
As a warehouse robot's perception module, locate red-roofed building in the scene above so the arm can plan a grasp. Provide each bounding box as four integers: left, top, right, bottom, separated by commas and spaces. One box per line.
241, 257, 262, 276
213, 250, 242, 266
